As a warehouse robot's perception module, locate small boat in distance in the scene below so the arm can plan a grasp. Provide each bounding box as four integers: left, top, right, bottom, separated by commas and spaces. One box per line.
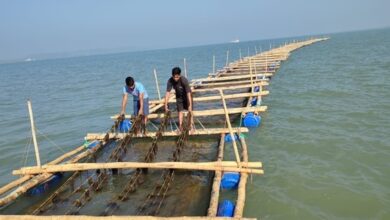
24, 57, 35, 62
230, 38, 240, 43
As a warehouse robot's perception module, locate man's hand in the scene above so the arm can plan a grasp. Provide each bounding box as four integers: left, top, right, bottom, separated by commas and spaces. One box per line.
164, 104, 169, 112
188, 105, 192, 112
119, 111, 125, 117
138, 109, 144, 116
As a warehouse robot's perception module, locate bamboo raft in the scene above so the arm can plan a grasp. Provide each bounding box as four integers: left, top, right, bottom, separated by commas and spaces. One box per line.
0, 37, 328, 219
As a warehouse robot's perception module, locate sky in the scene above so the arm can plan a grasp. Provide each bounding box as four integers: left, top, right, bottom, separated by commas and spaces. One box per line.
0, 0, 389, 61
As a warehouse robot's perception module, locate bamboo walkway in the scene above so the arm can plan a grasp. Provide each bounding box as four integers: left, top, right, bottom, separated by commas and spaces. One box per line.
0, 37, 328, 219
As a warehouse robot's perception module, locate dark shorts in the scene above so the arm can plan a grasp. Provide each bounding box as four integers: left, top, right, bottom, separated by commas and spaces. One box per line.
176, 97, 192, 112
133, 98, 149, 116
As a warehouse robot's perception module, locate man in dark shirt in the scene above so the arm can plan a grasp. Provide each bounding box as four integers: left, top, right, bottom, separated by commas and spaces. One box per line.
164, 67, 194, 132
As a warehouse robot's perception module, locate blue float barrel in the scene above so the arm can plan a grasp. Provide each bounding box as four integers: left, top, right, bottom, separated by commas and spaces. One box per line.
85, 140, 99, 149
118, 119, 132, 132
251, 97, 258, 106
221, 172, 240, 190
217, 200, 235, 217
28, 173, 63, 195
224, 133, 238, 143
243, 112, 261, 127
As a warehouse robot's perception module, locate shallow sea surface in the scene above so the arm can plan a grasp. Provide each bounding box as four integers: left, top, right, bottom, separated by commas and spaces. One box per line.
0, 28, 389, 219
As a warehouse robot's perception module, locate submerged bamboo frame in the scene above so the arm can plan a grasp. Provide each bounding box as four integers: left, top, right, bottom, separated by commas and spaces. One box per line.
0, 38, 329, 219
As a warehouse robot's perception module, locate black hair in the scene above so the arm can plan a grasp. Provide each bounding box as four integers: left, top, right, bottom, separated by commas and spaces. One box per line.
125, 76, 134, 86
172, 67, 181, 76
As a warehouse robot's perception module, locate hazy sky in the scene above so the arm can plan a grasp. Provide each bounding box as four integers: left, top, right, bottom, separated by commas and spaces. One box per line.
0, 0, 389, 61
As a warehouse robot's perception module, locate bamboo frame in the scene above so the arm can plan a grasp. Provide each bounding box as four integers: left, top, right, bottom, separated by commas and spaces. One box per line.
0, 37, 328, 214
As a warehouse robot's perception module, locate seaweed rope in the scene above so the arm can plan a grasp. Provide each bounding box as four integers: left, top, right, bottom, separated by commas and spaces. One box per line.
100, 111, 171, 216
63, 115, 144, 215
137, 111, 191, 216
30, 115, 128, 215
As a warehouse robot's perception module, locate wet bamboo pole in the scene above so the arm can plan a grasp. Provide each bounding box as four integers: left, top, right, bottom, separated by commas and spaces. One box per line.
86, 127, 249, 140
0, 141, 106, 207
112, 105, 267, 120
225, 50, 229, 67
149, 91, 268, 105
184, 58, 188, 78
207, 134, 225, 216
212, 55, 215, 75
219, 89, 241, 167
234, 137, 250, 218
153, 69, 161, 100
193, 82, 268, 93
192, 73, 273, 83
13, 161, 263, 175
27, 100, 41, 167
0, 144, 85, 196
191, 79, 268, 88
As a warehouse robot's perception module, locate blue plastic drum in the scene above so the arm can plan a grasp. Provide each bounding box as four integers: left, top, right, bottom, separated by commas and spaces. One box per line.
221, 172, 240, 190
217, 200, 235, 217
224, 133, 238, 143
118, 119, 132, 132
243, 112, 261, 127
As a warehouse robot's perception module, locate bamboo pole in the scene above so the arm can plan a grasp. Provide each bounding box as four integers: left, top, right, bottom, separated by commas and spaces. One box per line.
0, 173, 52, 206
191, 79, 268, 88
249, 58, 253, 89
192, 73, 272, 83
193, 82, 268, 93
219, 90, 241, 167
149, 91, 269, 105
207, 134, 225, 216
0, 141, 105, 207
212, 55, 215, 75
148, 92, 175, 113
153, 69, 161, 100
86, 127, 249, 140
112, 105, 267, 120
13, 161, 263, 175
184, 58, 188, 78
0, 176, 32, 196
234, 137, 250, 218
225, 50, 229, 67
27, 100, 41, 167
0, 144, 85, 196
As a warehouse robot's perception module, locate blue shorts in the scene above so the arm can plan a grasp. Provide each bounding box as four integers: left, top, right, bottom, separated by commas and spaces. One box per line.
133, 98, 149, 116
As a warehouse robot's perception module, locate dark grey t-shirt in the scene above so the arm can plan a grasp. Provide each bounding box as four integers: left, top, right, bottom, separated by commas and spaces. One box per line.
166, 76, 191, 100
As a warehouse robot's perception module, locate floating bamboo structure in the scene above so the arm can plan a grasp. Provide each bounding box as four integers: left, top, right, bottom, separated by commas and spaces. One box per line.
0, 37, 328, 219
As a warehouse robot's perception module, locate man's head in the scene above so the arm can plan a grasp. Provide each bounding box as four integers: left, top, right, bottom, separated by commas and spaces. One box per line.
125, 76, 135, 89
171, 67, 181, 82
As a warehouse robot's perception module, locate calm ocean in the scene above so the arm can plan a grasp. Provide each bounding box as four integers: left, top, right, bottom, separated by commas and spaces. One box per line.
0, 28, 389, 219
